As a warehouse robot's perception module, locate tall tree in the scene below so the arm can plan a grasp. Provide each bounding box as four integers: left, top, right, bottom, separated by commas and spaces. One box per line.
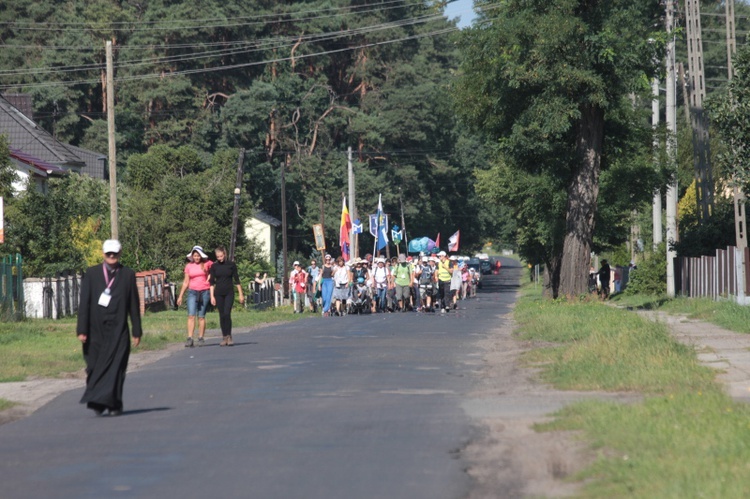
455, 0, 663, 296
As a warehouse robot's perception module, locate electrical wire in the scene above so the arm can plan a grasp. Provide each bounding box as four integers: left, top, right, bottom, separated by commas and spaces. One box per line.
0, 25, 458, 90
0, 14, 446, 78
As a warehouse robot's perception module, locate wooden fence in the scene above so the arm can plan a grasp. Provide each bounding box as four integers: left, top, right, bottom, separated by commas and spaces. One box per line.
674, 246, 750, 302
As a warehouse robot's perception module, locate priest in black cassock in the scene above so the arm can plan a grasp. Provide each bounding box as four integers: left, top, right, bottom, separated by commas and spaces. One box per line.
76, 239, 142, 416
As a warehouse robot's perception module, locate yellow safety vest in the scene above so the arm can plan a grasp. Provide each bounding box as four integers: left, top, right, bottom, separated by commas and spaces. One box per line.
438, 260, 451, 282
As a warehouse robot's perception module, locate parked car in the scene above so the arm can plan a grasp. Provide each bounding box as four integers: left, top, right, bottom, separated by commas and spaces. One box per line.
479, 259, 492, 275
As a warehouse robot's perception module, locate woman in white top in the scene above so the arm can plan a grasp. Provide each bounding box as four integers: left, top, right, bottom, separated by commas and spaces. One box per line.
331, 257, 351, 316
372, 257, 390, 313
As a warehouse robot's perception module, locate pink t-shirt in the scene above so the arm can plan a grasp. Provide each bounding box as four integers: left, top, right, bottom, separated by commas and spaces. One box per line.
185, 261, 212, 291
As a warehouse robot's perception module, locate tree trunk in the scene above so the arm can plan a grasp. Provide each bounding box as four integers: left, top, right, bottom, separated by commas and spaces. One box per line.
559, 104, 604, 297
543, 254, 562, 299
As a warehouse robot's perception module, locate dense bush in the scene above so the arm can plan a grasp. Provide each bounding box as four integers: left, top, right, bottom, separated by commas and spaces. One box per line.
625, 243, 667, 296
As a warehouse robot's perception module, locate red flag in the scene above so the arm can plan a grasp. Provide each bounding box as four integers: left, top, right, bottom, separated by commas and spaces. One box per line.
448, 230, 460, 252
340, 198, 352, 261
435, 233, 440, 250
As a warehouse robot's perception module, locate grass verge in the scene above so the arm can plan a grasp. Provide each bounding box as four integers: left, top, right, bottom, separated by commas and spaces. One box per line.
0, 305, 300, 382
0, 398, 15, 411
517, 284, 750, 497
611, 293, 750, 335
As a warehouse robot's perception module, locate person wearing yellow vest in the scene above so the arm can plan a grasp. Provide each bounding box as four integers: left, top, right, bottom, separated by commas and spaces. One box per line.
437, 251, 453, 313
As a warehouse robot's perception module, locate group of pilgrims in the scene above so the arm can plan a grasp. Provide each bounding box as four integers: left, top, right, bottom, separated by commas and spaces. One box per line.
289, 251, 480, 316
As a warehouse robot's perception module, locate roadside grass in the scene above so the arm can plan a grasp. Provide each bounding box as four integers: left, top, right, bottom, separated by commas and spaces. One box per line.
517, 284, 750, 496
0, 398, 16, 411
0, 305, 300, 382
611, 293, 750, 335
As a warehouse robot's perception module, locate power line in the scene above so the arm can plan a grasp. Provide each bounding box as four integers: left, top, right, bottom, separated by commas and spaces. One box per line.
0, 0, 411, 30
0, 26, 458, 90
0, 14, 445, 78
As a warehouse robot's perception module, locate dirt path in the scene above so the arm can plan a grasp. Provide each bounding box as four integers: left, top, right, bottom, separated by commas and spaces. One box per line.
635, 310, 750, 403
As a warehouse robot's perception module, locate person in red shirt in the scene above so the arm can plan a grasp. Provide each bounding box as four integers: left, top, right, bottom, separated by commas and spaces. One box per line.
292, 262, 308, 313
176, 245, 213, 347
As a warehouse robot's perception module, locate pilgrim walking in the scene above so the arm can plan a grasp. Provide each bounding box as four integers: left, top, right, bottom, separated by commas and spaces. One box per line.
76, 240, 142, 416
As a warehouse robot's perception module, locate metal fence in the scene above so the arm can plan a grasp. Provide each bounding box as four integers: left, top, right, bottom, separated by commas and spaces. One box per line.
0, 254, 24, 320
248, 278, 278, 310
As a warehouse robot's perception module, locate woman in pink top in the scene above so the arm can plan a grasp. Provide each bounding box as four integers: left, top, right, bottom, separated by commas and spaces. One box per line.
176, 245, 213, 347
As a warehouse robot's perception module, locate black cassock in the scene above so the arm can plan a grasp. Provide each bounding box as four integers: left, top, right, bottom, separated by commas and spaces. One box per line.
76, 263, 142, 412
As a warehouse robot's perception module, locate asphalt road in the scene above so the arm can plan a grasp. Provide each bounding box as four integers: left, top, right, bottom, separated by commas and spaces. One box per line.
1, 259, 522, 499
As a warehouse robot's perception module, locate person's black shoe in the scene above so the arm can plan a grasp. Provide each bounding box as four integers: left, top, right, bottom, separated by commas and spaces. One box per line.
109, 409, 123, 417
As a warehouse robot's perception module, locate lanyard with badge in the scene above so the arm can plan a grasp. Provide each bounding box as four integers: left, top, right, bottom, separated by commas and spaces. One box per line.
98, 265, 118, 307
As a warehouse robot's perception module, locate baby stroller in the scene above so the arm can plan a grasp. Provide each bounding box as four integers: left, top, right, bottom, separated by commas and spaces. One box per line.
349, 277, 372, 315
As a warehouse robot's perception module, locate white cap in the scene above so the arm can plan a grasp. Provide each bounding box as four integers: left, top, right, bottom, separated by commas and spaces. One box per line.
421, 256, 428, 262
103, 239, 122, 254
293, 261, 300, 266
438, 251, 447, 257
187, 245, 208, 259
449, 255, 458, 260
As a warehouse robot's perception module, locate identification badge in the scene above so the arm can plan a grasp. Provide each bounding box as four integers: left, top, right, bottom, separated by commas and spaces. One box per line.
98, 291, 112, 307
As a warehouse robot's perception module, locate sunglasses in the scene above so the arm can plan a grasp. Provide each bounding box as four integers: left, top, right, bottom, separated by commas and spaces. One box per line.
105, 252, 120, 258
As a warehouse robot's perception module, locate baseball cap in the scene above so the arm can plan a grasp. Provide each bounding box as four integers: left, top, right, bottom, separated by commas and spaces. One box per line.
103, 239, 122, 254
438, 251, 447, 257
293, 261, 300, 266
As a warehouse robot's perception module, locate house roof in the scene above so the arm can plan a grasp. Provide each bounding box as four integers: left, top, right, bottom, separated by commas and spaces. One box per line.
9, 148, 67, 176
0, 94, 85, 171
64, 143, 107, 180
252, 211, 281, 227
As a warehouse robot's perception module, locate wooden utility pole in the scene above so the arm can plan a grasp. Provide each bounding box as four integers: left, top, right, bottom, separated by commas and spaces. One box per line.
652, 75, 663, 250
347, 147, 358, 259
229, 148, 245, 262
685, 0, 713, 221
106, 40, 118, 239
319, 196, 325, 251
666, 0, 678, 297
281, 155, 289, 300
725, 0, 747, 252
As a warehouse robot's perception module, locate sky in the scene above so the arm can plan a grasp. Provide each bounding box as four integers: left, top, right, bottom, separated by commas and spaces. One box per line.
443, 0, 477, 29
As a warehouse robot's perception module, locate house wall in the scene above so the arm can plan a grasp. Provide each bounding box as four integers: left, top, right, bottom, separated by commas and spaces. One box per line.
12, 166, 46, 194
244, 218, 275, 261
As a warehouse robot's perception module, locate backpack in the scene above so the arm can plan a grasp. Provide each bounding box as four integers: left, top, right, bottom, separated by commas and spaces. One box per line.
396, 264, 411, 282
419, 265, 433, 284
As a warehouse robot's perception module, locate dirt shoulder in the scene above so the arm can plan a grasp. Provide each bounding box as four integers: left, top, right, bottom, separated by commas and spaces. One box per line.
461, 307, 640, 498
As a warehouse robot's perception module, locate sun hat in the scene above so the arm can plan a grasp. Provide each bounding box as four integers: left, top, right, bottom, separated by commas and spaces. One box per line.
103, 239, 122, 254
187, 245, 208, 259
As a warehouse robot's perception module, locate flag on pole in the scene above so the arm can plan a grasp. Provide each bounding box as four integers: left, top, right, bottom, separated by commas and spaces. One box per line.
435, 233, 440, 250
391, 224, 402, 244
353, 219, 363, 234
340, 197, 352, 261
448, 230, 460, 252
376, 194, 388, 251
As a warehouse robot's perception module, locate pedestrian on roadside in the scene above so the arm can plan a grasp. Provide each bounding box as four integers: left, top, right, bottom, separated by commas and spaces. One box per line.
253, 272, 267, 305
319, 254, 335, 316
450, 256, 462, 309
597, 259, 611, 300
292, 262, 308, 313
332, 256, 351, 316
437, 251, 453, 313
209, 246, 245, 346
176, 245, 213, 347
393, 253, 414, 312
306, 259, 320, 312
76, 239, 142, 417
